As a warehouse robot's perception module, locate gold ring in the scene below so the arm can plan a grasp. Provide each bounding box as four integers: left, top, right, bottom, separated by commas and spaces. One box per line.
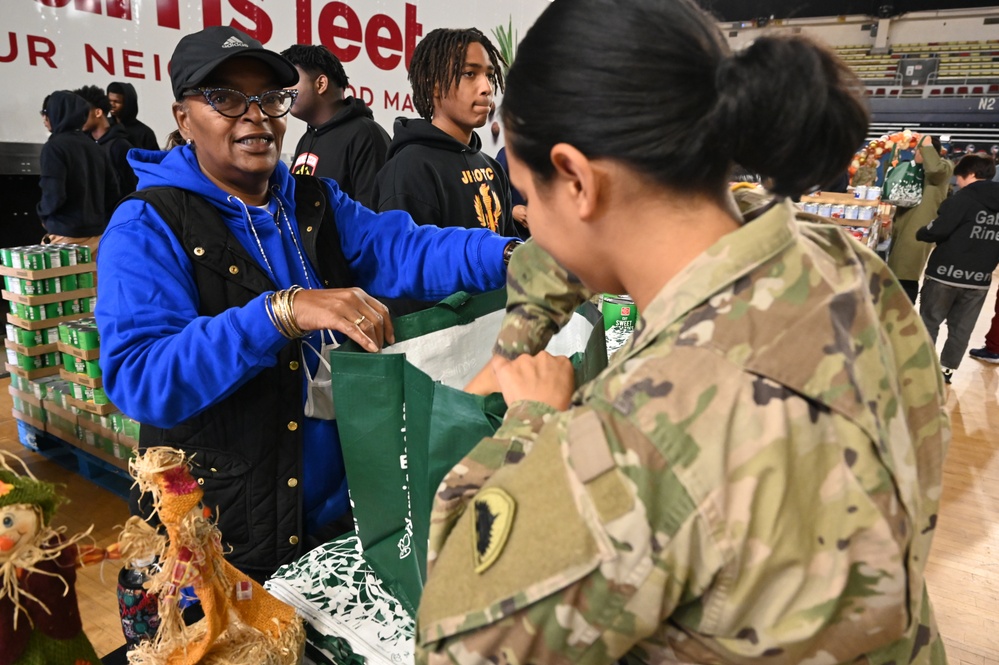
354, 315, 366, 326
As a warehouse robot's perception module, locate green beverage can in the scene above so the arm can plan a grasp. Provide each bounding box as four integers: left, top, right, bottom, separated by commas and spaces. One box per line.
45, 248, 61, 268
77, 326, 99, 350
57, 246, 77, 266
60, 274, 78, 292
58, 323, 73, 345
71, 382, 86, 401
63, 299, 82, 316
43, 327, 59, 344
86, 386, 109, 405
110, 413, 125, 433
76, 245, 91, 264
601, 294, 639, 355
85, 359, 101, 379
5, 323, 15, 342
18, 353, 43, 371
1, 247, 12, 267
77, 271, 95, 289
23, 250, 45, 271
16, 328, 43, 347
73, 356, 87, 374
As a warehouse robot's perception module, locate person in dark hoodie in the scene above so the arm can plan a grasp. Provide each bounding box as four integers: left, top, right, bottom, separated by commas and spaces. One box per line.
37, 90, 120, 255
916, 153, 999, 384
74, 84, 138, 195
106, 81, 159, 150
373, 28, 519, 240
281, 44, 390, 209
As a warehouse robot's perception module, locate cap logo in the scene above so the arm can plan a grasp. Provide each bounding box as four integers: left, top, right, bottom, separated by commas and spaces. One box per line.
221, 36, 248, 49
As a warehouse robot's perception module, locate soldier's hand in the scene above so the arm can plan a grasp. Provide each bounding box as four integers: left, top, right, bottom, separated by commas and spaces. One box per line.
292, 287, 394, 353
491, 352, 574, 411
465, 361, 501, 395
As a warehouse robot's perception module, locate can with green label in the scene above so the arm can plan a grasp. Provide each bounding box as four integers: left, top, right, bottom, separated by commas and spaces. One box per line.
77, 326, 99, 350
58, 323, 73, 345
77, 271, 95, 289
601, 294, 639, 355
15, 328, 44, 347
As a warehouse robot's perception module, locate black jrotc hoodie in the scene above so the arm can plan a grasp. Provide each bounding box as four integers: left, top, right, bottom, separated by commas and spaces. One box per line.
918, 179, 999, 288
373, 118, 518, 238
291, 97, 390, 209
37, 91, 120, 237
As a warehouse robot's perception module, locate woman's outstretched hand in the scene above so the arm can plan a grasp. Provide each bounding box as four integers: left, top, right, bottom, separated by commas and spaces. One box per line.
293, 287, 394, 353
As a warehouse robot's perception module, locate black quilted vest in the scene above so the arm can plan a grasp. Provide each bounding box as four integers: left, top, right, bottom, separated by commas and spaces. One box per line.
132, 175, 353, 575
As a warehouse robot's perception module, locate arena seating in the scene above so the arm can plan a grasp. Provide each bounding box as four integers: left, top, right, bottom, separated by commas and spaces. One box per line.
834, 40, 999, 97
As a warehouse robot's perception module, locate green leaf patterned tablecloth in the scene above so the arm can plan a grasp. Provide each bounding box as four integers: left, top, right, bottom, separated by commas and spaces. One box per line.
265, 534, 414, 665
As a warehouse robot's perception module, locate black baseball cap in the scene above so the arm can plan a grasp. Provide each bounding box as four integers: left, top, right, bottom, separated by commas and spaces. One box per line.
169, 26, 298, 101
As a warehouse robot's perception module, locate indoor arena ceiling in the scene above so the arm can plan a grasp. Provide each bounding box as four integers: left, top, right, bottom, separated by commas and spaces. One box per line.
699, 0, 998, 22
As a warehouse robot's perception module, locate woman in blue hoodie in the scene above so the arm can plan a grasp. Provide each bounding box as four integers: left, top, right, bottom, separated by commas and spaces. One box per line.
95, 26, 516, 578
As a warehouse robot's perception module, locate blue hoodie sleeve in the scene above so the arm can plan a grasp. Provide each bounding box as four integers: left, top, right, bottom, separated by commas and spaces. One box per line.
321, 179, 509, 299
95, 200, 288, 428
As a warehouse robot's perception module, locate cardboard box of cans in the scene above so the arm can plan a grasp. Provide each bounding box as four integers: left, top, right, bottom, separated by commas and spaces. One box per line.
8, 296, 95, 322
9, 373, 140, 461
58, 318, 100, 351
3, 272, 94, 296
0, 244, 92, 271
6, 323, 60, 348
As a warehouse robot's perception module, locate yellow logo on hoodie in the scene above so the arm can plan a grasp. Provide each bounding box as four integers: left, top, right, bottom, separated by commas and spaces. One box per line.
474, 183, 503, 232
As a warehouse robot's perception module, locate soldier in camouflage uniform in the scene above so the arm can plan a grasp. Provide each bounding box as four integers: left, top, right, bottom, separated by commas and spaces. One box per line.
415, 0, 949, 663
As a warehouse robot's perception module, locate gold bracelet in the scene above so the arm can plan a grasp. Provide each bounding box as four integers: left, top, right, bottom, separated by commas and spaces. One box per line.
265, 289, 306, 339
275, 286, 306, 339
286, 286, 305, 337
265, 293, 282, 335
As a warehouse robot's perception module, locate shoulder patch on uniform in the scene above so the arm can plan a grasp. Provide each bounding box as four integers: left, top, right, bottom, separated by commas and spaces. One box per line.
472, 487, 516, 574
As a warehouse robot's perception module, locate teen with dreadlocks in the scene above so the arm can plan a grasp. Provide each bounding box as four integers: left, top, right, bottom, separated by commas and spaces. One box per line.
374, 27, 521, 245
281, 44, 390, 209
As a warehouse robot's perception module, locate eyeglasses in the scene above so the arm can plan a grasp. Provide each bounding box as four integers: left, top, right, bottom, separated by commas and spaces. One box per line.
183, 88, 298, 118
39, 110, 47, 117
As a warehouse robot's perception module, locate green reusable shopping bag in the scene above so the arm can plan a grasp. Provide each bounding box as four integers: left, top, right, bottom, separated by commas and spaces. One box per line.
328, 289, 605, 616
881, 143, 925, 208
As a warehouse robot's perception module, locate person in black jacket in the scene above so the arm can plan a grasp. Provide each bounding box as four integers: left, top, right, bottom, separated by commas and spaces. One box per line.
74, 85, 138, 195
281, 44, 390, 209
106, 81, 159, 150
37, 90, 120, 256
917, 153, 999, 383
372, 28, 519, 239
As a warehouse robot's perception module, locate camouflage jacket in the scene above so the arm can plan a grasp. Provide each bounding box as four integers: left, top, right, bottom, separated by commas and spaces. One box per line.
416, 198, 949, 665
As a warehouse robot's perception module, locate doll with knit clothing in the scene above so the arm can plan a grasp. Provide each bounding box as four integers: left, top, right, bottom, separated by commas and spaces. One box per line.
0, 453, 101, 665
119, 447, 305, 665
